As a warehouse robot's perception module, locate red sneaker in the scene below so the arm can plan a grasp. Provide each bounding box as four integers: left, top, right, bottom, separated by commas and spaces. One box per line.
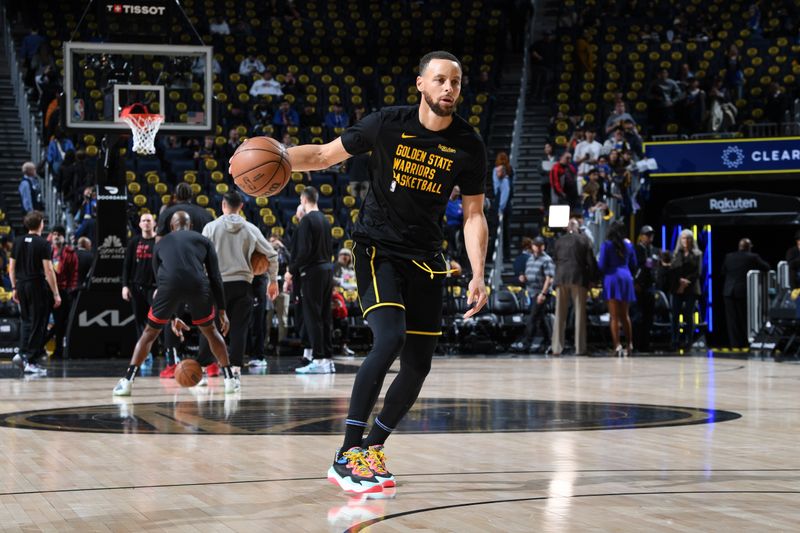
159, 363, 177, 379
205, 362, 220, 377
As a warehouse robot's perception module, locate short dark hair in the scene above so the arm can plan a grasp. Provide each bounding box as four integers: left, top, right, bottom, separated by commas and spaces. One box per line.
223, 190, 243, 209
51, 225, 66, 236
23, 211, 43, 230
175, 182, 193, 202
301, 186, 318, 204
419, 50, 462, 75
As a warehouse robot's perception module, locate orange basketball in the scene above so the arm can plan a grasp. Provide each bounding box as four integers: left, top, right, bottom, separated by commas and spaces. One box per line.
174, 359, 203, 387
251, 250, 270, 276
230, 136, 292, 197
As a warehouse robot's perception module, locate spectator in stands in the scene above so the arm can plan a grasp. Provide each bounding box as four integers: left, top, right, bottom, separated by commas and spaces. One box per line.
75, 236, 93, 286
347, 152, 370, 201
668, 229, 703, 350
281, 71, 300, 96
331, 288, 353, 356
649, 69, 682, 133
598, 221, 637, 357
47, 225, 78, 359
511, 236, 555, 353
574, 129, 601, 185
324, 103, 350, 132
529, 31, 557, 102
334, 247, 357, 292
239, 54, 266, 77
20, 27, 45, 71
602, 128, 629, 155
514, 236, 533, 280
300, 103, 322, 131
445, 185, 464, 260
551, 219, 597, 356
582, 178, 607, 223
604, 101, 636, 135
209, 16, 231, 35
273, 100, 300, 138
493, 152, 513, 258
722, 238, 770, 348
576, 30, 594, 74
708, 77, 737, 132
35, 64, 60, 109
250, 71, 283, 98
19, 162, 44, 213
764, 82, 790, 124
47, 128, 75, 176
268, 235, 291, 344
249, 103, 272, 134
55, 149, 75, 199
634, 225, 658, 352
352, 103, 368, 124
73, 186, 97, 243
622, 120, 644, 157
549, 152, 578, 209
724, 45, 745, 101
0, 235, 11, 290
217, 128, 242, 162
194, 136, 216, 165
192, 55, 221, 78
541, 142, 556, 210
682, 78, 706, 134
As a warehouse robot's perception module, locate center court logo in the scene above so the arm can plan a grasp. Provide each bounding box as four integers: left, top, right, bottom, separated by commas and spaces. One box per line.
721, 145, 745, 169
98, 235, 126, 259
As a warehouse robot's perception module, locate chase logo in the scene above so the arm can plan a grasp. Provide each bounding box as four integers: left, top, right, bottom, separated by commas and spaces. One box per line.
721, 146, 745, 169
438, 144, 456, 153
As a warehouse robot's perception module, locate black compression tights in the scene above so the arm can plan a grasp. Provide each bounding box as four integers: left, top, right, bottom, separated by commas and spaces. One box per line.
343, 307, 436, 450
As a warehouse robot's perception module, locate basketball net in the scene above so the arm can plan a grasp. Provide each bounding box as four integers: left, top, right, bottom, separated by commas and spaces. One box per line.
120, 104, 164, 155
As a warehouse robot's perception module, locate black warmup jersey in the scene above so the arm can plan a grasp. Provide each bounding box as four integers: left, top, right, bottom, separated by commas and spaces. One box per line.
153, 230, 226, 310
288, 211, 333, 275
10, 234, 51, 283
341, 105, 487, 259
122, 235, 156, 288
157, 202, 215, 237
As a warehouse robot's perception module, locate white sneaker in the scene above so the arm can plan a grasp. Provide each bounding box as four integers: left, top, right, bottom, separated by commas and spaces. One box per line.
224, 376, 241, 394
342, 345, 355, 356
247, 359, 268, 367
113, 378, 132, 396
232, 366, 241, 378
325, 359, 336, 373
12, 354, 26, 369
23, 362, 47, 375
196, 375, 208, 387
296, 359, 333, 374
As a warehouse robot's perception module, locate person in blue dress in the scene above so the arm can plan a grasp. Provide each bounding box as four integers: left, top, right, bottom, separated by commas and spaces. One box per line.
598, 221, 637, 356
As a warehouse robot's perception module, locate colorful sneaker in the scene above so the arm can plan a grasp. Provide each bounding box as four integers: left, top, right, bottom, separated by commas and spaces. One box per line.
327, 447, 383, 494
159, 363, 177, 379
205, 362, 221, 377
113, 378, 132, 396
365, 445, 395, 487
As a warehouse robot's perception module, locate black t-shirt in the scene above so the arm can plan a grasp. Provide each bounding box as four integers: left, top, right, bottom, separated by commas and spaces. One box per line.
157, 202, 215, 237
123, 234, 156, 288
288, 211, 333, 275
153, 230, 225, 310
340, 105, 487, 259
11, 234, 51, 283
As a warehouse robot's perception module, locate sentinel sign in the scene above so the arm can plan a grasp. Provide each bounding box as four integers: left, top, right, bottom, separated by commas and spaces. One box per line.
644, 137, 800, 177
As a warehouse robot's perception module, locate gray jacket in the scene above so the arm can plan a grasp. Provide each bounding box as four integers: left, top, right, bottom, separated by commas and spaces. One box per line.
202, 214, 278, 283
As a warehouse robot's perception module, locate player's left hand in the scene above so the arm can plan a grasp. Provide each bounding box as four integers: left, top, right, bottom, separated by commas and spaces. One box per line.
171, 318, 190, 341
267, 280, 279, 301
464, 276, 488, 319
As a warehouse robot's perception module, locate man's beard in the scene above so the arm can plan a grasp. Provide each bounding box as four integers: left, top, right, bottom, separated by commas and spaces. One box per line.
422, 91, 455, 117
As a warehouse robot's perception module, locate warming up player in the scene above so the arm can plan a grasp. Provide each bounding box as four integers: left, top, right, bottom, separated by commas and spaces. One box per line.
272, 51, 489, 492
113, 211, 239, 396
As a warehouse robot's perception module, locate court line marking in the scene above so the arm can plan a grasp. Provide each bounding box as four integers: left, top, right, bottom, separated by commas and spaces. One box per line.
344, 490, 800, 533
1, 469, 799, 497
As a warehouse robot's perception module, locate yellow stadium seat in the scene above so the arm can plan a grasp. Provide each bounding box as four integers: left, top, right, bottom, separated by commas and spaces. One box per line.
133, 194, 147, 207
127, 182, 141, 194
196, 194, 209, 206
190, 183, 202, 194
146, 173, 159, 185
154, 183, 168, 194
216, 183, 229, 194
161, 194, 171, 205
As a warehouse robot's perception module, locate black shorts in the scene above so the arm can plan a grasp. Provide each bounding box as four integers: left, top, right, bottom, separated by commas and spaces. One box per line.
352, 242, 451, 337
147, 285, 216, 329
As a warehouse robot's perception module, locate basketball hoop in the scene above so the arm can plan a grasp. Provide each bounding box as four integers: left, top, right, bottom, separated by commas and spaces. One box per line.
120, 104, 164, 155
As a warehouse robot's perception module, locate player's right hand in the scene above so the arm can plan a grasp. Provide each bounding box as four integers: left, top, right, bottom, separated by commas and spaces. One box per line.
122, 286, 131, 301
53, 294, 62, 309
218, 310, 230, 336
171, 318, 190, 341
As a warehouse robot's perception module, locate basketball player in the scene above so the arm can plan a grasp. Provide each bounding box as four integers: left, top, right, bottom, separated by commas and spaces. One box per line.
113, 211, 238, 396
122, 213, 157, 363
275, 51, 489, 492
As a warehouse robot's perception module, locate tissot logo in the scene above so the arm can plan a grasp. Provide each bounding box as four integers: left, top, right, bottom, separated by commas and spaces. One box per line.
79, 310, 135, 328
709, 197, 758, 213
106, 4, 166, 15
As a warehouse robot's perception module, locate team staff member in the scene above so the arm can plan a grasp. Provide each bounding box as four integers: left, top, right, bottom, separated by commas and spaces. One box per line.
286, 186, 335, 374
47, 225, 78, 359
9, 211, 61, 374
199, 191, 279, 376
122, 213, 157, 343
721, 238, 770, 348
113, 211, 238, 396
278, 51, 489, 493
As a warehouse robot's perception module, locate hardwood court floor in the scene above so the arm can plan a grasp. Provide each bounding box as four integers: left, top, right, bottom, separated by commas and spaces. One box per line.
0, 355, 799, 532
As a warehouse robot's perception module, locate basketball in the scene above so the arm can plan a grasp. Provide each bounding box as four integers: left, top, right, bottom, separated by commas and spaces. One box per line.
251, 250, 270, 276
174, 359, 203, 387
230, 137, 292, 197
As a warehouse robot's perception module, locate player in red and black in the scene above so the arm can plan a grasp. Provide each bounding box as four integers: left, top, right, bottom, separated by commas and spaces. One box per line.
113, 211, 238, 396
281, 51, 489, 493
122, 212, 157, 361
